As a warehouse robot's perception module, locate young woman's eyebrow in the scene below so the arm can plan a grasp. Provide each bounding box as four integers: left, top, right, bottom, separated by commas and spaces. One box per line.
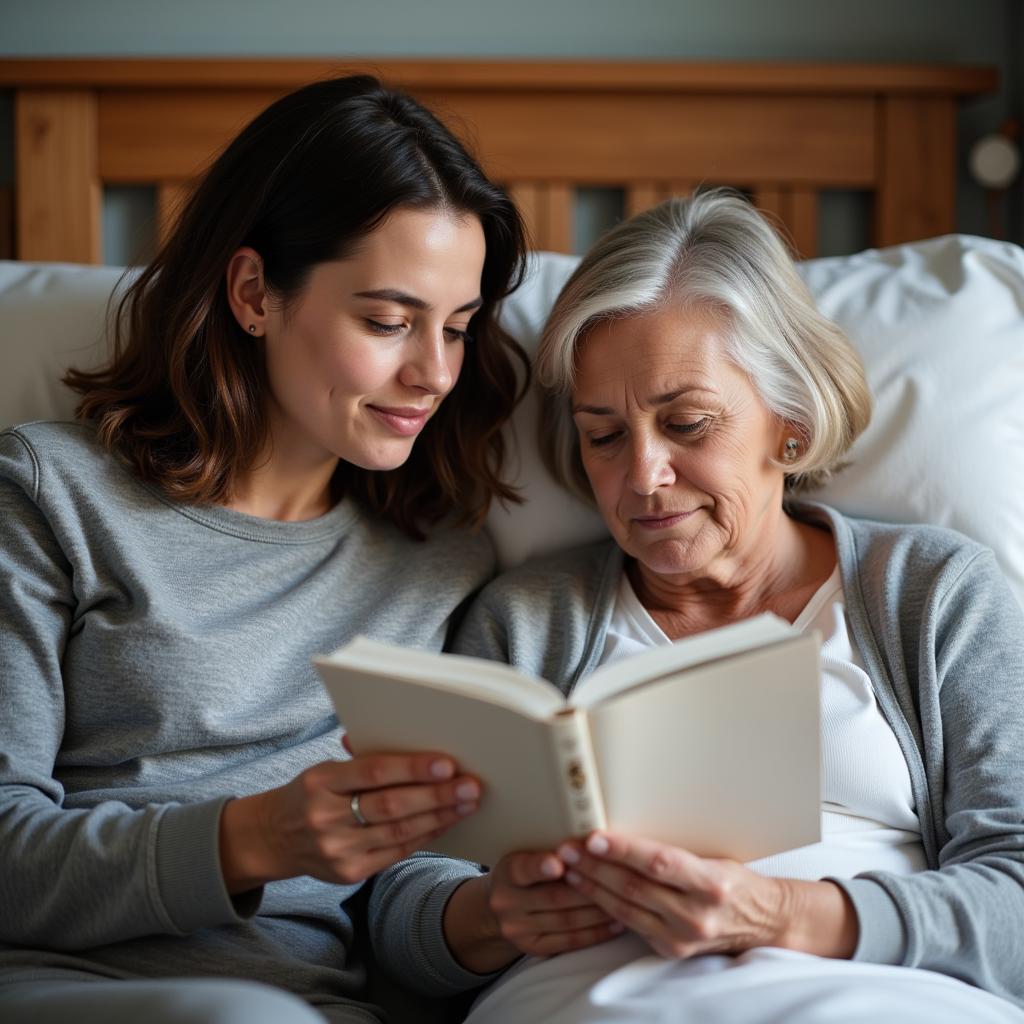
353, 289, 483, 314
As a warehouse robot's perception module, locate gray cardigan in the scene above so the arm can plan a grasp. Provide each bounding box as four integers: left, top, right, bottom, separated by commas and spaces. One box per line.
423, 502, 1024, 1008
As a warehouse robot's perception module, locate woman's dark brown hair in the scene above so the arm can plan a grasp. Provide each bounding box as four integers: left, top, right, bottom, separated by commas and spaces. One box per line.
65, 75, 528, 536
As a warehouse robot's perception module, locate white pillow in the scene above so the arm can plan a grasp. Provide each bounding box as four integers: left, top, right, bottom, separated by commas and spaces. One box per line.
800, 236, 1024, 607
489, 237, 1024, 609
0, 261, 132, 426
2, 238, 1022, 608
489, 254, 608, 568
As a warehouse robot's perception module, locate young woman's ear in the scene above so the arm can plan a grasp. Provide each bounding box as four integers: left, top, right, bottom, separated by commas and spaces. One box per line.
225, 247, 268, 337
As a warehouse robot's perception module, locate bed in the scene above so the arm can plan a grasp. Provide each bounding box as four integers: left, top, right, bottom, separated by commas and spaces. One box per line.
0, 57, 999, 262
1, 56, 1023, 1024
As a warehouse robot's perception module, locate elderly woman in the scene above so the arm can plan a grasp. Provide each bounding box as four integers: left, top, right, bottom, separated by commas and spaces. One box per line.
379, 190, 1024, 1022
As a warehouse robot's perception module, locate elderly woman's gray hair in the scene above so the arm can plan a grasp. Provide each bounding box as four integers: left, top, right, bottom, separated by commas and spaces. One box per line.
536, 188, 871, 500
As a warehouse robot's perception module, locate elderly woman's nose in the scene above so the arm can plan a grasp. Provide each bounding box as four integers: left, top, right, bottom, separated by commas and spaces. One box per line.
626, 437, 676, 494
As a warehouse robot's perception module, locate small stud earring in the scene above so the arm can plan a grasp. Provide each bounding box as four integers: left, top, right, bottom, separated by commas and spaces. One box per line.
248, 325, 256, 334
783, 438, 800, 461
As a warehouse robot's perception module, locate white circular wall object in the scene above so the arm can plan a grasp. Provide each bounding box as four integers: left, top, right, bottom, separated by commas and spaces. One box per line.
968, 134, 1021, 189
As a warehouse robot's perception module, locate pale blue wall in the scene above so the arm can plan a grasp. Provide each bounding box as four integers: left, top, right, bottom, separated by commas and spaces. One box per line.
1, 0, 1019, 259
0, 0, 1009, 61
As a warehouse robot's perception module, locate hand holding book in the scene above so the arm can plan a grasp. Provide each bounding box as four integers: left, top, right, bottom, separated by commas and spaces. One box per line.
314, 613, 822, 866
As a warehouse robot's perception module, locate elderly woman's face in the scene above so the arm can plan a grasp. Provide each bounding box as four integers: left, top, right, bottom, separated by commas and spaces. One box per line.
572, 305, 788, 580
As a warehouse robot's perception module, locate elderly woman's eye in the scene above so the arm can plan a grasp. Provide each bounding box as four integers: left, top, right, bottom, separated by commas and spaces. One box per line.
588, 431, 622, 448
669, 417, 710, 435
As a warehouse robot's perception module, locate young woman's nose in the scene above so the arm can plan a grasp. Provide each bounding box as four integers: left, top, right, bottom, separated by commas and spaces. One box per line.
399, 331, 454, 395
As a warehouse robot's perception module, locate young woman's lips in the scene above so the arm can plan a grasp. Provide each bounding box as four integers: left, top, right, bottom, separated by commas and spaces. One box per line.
368, 405, 431, 437
632, 510, 694, 530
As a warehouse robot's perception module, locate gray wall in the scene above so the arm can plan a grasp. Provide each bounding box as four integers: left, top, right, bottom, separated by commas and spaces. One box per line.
1, 0, 1020, 261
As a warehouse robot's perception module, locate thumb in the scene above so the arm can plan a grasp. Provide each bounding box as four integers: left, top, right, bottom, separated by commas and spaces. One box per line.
505, 850, 564, 887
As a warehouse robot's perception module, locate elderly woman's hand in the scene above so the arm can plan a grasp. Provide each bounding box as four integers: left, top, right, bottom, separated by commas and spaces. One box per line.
443, 850, 625, 974
486, 850, 625, 957
557, 831, 858, 961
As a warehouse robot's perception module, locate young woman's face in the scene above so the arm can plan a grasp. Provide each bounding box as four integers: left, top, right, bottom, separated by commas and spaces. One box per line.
261, 207, 486, 472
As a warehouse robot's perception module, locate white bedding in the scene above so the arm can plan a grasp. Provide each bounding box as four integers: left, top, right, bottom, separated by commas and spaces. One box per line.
466, 934, 1024, 1024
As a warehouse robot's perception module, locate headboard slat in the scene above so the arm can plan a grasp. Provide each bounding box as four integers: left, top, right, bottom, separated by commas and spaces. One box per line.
875, 96, 958, 245
155, 182, 191, 248
625, 184, 662, 219
15, 90, 101, 263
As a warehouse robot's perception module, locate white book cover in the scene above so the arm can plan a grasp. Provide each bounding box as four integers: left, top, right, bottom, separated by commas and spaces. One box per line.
314, 613, 822, 865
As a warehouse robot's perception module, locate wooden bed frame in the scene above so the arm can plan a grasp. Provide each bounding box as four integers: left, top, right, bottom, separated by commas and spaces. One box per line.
0, 58, 998, 263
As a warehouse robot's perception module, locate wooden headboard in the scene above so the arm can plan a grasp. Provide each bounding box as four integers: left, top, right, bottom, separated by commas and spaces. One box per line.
0, 58, 998, 263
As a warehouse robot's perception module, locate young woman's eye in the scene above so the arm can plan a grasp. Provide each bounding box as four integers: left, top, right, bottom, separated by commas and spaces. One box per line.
365, 319, 404, 336
668, 417, 710, 435
444, 326, 472, 344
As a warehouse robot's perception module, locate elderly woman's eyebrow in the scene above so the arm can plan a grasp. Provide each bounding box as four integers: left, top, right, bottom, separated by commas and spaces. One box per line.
572, 387, 703, 416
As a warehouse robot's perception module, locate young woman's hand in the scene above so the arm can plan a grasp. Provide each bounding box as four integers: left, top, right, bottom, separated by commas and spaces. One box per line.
556, 831, 858, 961
219, 752, 480, 892
443, 850, 623, 974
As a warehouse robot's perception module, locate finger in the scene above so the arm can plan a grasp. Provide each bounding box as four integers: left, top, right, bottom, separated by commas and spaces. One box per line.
321, 752, 459, 794
362, 805, 472, 853
582, 831, 720, 894
502, 850, 566, 888
527, 880, 605, 913
341, 733, 353, 755
568, 853, 691, 923
564, 865, 668, 940
353, 823, 456, 879
523, 921, 625, 958
528, 904, 615, 934
350, 777, 481, 826
490, 878, 599, 920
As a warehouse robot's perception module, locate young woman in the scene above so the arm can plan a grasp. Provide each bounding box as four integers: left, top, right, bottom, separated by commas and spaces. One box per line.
0, 75, 526, 1024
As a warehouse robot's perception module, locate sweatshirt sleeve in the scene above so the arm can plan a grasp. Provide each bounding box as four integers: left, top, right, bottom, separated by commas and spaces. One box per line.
832, 548, 1024, 1005
364, 593, 517, 996
367, 853, 503, 996
449, 587, 512, 661
0, 430, 259, 950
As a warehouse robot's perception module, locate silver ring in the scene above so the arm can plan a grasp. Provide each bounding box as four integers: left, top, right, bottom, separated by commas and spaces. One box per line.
350, 792, 369, 828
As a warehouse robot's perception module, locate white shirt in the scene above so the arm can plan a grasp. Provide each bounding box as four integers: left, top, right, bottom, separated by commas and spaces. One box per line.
595, 567, 927, 878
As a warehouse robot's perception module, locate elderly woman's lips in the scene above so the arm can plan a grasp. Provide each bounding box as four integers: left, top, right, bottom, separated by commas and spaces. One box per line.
632, 511, 694, 529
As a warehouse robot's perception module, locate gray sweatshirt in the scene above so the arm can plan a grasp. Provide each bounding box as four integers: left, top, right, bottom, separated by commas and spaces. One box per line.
0, 421, 495, 1018
436, 502, 1024, 1008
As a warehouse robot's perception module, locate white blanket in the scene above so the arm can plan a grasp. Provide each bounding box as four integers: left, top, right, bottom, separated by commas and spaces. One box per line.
466, 934, 1024, 1024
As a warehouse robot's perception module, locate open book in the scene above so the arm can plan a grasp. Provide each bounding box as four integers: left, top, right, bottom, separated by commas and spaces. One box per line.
313, 614, 821, 866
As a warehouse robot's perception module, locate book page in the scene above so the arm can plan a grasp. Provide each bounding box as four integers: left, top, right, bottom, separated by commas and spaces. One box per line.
317, 663, 589, 865
571, 612, 796, 710
316, 637, 566, 719
586, 635, 821, 862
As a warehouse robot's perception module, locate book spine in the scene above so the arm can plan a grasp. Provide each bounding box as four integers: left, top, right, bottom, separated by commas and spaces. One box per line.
549, 709, 606, 837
